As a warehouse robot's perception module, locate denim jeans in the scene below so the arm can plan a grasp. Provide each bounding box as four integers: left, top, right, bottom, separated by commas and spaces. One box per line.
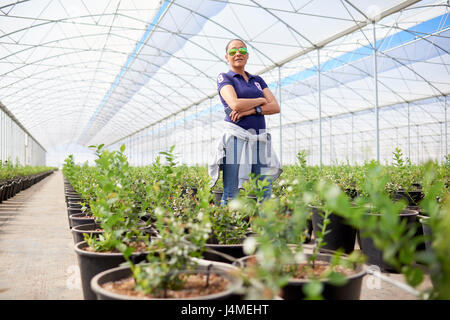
221, 136, 272, 204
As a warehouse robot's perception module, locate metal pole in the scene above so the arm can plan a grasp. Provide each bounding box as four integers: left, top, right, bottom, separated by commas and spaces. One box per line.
278, 66, 283, 165
329, 117, 332, 164
441, 123, 443, 161
373, 22, 380, 162
408, 102, 411, 161
318, 49, 323, 168
165, 119, 168, 151
195, 104, 198, 165
294, 123, 297, 161
210, 98, 212, 149
351, 113, 354, 164
417, 124, 420, 163
146, 128, 149, 165
310, 121, 313, 164
445, 95, 448, 157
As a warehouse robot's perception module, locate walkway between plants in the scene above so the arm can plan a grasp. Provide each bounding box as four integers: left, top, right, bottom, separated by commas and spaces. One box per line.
0, 170, 82, 299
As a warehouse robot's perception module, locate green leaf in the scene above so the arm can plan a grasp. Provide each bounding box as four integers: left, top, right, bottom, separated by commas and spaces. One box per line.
116, 242, 127, 253
122, 246, 135, 260
302, 280, 324, 300
403, 267, 424, 288
327, 271, 348, 286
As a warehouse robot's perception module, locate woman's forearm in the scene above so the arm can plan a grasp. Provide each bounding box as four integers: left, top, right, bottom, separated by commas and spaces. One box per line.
220, 85, 266, 112
261, 101, 280, 115
231, 98, 266, 112
260, 87, 280, 115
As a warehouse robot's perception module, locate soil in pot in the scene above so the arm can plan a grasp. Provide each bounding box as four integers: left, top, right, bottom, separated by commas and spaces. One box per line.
91, 263, 242, 300
69, 213, 96, 229
236, 253, 365, 300
74, 240, 149, 300
310, 206, 356, 254
71, 223, 103, 245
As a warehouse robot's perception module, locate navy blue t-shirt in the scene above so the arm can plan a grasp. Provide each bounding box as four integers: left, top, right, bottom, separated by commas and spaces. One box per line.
217, 70, 268, 133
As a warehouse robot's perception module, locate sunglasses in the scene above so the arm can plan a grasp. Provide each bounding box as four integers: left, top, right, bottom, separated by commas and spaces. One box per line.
228, 47, 247, 56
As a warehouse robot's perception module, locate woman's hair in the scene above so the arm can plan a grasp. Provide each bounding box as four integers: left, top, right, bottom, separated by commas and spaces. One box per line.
225, 39, 246, 53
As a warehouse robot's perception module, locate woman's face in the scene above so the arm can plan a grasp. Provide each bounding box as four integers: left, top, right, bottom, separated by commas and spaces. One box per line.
225, 40, 248, 69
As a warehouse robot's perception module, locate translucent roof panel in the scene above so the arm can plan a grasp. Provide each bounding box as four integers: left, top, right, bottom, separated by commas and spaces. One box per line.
0, 0, 448, 164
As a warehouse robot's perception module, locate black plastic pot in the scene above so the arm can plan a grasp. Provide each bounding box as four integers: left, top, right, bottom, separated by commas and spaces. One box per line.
74, 241, 148, 300
407, 206, 427, 252
211, 189, 223, 205
71, 223, 103, 245
419, 215, 432, 252
69, 213, 96, 229
282, 254, 365, 300
203, 242, 246, 264
358, 209, 419, 272
67, 207, 83, 228
235, 253, 366, 300
68, 201, 83, 209
90, 261, 242, 300
394, 189, 424, 206
310, 206, 356, 254
67, 206, 83, 216
5, 183, 12, 200
66, 196, 83, 205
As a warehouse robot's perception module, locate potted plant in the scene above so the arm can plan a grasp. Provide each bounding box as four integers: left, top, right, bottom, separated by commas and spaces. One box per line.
90, 196, 242, 299
73, 144, 150, 300
235, 178, 366, 300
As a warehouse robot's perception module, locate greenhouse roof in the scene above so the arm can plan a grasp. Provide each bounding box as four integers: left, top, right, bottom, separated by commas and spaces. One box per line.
0, 0, 448, 159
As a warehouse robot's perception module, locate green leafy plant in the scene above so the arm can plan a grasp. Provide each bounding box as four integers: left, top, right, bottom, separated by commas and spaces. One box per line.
83, 144, 149, 253
239, 176, 363, 300
296, 150, 308, 169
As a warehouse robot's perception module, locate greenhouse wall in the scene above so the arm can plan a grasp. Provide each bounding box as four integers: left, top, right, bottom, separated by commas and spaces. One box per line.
0, 102, 46, 166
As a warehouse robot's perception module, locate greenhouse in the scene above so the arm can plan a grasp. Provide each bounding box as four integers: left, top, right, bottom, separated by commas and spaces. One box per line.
0, 0, 449, 304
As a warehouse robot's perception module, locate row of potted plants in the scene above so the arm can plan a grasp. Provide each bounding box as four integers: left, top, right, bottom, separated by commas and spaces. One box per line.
62, 145, 449, 300
0, 161, 57, 203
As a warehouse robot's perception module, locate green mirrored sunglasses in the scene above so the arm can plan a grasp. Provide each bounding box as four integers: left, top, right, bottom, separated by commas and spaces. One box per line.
228, 47, 247, 56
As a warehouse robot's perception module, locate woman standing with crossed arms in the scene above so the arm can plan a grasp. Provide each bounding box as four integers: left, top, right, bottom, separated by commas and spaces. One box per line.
210, 39, 282, 205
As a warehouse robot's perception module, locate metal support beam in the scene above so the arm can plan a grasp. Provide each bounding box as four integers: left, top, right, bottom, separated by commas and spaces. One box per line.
278, 66, 283, 165
329, 118, 332, 164
318, 49, 323, 168
408, 102, 411, 160
417, 124, 420, 163
351, 113, 354, 164
445, 95, 448, 157
373, 22, 380, 162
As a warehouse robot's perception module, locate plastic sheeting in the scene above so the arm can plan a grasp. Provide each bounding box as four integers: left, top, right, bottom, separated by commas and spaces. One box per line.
0, 0, 448, 166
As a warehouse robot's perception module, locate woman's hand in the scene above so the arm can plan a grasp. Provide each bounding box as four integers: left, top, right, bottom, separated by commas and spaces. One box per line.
230, 108, 255, 122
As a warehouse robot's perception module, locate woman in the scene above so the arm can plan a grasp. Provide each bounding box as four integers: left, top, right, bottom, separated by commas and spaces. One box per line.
209, 39, 282, 204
